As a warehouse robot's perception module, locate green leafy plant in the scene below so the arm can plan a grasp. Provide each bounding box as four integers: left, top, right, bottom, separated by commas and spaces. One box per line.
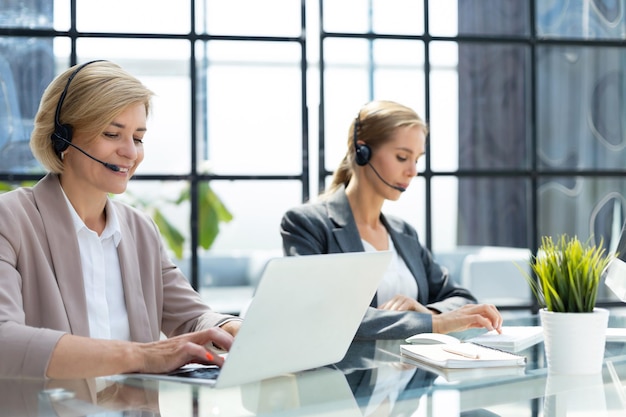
522, 234, 615, 313
174, 181, 233, 254
0, 180, 36, 191
125, 181, 233, 259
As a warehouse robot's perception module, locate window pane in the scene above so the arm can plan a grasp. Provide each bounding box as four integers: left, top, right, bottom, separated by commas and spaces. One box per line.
428, 0, 458, 36
431, 0, 530, 37
537, 45, 626, 171
456, 42, 531, 170
323, 0, 424, 34
371, 0, 424, 35
198, 40, 303, 175
0, 0, 53, 29
430, 42, 459, 172
373, 39, 425, 107
0, 37, 54, 173
198, 0, 301, 36
208, 180, 302, 252
76, 0, 191, 34
538, 177, 626, 249
433, 177, 531, 250
322, 0, 375, 33
74, 38, 191, 175
430, 176, 461, 252
537, 0, 626, 40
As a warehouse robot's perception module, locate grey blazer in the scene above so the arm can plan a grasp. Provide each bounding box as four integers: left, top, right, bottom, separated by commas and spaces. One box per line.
280, 186, 477, 340
0, 174, 234, 378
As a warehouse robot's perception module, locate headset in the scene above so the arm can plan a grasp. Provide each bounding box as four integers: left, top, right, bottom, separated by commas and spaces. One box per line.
49, 60, 120, 172
51, 60, 106, 157
353, 114, 372, 166
352, 111, 406, 192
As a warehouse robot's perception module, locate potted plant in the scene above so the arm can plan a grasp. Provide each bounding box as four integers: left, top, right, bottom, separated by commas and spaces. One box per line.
523, 234, 615, 374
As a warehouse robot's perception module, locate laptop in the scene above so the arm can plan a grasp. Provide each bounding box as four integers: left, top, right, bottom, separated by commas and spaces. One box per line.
132, 251, 392, 388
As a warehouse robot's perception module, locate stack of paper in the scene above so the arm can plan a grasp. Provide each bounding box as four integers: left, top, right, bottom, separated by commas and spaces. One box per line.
466, 326, 544, 352
405, 326, 544, 353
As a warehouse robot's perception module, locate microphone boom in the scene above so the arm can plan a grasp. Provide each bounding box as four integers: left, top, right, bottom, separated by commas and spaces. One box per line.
56, 135, 121, 172
367, 162, 406, 192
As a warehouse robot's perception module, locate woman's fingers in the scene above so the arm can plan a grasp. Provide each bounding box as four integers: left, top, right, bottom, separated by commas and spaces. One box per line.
138, 327, 235, 374
433, 303, 503, 334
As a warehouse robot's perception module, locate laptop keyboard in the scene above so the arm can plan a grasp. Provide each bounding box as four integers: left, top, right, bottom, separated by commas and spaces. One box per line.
168, 366, 221, 380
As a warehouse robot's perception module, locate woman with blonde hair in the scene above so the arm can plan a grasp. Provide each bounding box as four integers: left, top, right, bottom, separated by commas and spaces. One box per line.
0, 60, 240, 379
281, 100, 502, 339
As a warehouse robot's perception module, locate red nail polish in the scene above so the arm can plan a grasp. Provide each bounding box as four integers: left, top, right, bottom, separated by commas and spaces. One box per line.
206, 352, 214, 361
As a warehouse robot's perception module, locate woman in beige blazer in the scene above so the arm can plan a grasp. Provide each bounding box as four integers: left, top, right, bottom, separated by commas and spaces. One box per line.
0, 60, 240, 379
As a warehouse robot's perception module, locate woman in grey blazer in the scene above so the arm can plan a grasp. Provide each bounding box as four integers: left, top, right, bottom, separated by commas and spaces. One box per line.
281, 100, 502, 340
0, 61, 239, 379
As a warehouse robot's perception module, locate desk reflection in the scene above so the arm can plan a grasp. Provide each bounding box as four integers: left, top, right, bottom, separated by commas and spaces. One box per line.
240, 367, 361, 416
332, 340, 438, 417
0, 377, 160, 416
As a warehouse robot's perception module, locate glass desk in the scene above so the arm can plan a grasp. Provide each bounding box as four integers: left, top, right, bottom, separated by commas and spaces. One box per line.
5, 314, 626, 417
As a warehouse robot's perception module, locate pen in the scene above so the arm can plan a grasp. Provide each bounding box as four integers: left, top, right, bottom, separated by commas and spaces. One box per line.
442, 344, 480, 359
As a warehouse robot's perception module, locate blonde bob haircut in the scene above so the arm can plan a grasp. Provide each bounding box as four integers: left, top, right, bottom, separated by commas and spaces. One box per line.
30, 60, 154, 174
324, 100, 428, 197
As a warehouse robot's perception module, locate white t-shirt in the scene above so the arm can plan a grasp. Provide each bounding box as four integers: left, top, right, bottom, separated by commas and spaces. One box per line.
362, 235, 418, 306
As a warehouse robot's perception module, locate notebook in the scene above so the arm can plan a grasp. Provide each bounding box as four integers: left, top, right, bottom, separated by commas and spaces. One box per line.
400, 343, 526, 369
133, 251, 392, 388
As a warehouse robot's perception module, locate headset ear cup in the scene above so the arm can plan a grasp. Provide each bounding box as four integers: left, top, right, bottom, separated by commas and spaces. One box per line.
355, 143, 371, 166
51, 123, 72, 156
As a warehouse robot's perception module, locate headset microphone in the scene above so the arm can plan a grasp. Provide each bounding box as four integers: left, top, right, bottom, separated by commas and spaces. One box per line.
353, 114, 406, 192
367, 161, 406, 192
54, 135, 121, 172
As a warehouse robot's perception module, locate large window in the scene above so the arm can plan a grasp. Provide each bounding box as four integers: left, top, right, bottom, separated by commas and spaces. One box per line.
2, 0, 626, 311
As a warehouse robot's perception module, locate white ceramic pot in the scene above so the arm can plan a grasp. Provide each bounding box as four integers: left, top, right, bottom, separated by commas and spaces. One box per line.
540, 307, 609, 375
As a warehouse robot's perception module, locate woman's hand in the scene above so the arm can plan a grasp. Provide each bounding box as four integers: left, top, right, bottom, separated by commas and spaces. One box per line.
48, 326, 235, 379
431, 304, 502, 334
378, 295, 433, 314
134, 326, 234, 374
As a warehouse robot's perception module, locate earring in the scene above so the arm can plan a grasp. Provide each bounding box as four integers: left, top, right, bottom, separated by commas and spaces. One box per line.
60, 151, 65, 161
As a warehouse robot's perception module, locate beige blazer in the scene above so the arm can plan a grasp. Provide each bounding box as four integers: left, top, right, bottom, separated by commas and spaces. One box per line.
0, 174, 233, 378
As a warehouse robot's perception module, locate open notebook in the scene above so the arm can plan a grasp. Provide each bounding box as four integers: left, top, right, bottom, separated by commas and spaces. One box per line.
132, 251, 392, 389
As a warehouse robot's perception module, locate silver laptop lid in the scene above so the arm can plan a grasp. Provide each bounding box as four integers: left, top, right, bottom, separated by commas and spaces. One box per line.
215, 251, 392, 388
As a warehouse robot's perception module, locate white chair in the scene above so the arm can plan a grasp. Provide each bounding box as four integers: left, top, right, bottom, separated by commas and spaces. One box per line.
460, 247, 532, 306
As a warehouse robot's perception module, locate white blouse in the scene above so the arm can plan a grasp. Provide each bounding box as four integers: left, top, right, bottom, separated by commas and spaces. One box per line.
62, 192, 130, 341
362, 235, 418, 306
